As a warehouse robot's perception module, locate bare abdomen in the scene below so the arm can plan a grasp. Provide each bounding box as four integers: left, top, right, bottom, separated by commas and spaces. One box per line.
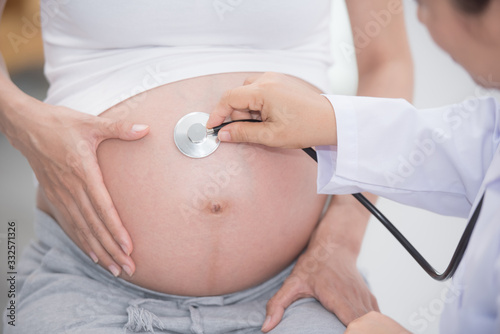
39, 73, 326, 295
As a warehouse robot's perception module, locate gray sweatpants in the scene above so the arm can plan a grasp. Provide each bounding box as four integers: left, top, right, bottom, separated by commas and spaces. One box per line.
3, 210, 346, 333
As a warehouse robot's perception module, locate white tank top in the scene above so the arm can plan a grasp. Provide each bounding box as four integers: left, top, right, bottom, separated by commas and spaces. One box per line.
41, 0, 333, 115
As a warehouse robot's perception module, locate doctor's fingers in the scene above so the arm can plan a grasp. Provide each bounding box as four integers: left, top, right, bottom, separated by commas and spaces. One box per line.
243, 73, 263, 85
216, 120, 295, 148
208, 72, 299, 128
207, 85, 265, 129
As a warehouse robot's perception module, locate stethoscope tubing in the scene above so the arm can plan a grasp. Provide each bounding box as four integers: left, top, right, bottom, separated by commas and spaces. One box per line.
302, 147, 484, 281
210, 119, 482, 281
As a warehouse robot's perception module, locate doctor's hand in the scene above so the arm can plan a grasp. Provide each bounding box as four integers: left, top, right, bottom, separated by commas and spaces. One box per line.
5, 97, 149, 277
345, 311, 411, 334
206, 72, 337, 148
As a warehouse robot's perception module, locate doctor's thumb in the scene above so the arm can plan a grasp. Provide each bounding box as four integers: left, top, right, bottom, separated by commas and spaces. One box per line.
217, 122, 273, 146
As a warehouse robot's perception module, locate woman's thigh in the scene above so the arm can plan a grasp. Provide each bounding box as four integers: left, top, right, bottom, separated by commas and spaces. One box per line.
4, 210, 346, 334
4, 246, 132, 333
6, 247, 345, 334
1, 210, 135, 333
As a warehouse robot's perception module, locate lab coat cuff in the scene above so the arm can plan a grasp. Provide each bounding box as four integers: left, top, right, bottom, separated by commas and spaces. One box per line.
317, 95, 361, 194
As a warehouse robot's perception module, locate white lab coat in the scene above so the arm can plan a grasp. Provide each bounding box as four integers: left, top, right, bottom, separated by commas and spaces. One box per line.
317, 95, 500, 333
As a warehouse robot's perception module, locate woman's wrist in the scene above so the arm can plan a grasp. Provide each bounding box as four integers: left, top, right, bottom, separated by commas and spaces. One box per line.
315, 194, 372, 257
0, 80, 41, 145
310, 216, 362, 260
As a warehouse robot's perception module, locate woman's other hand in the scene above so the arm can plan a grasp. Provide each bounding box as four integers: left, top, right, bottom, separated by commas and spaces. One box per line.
4, 96, 149, 277
207, 72, 338, 148
345, 311, 411, 334
261, 226, 379, 332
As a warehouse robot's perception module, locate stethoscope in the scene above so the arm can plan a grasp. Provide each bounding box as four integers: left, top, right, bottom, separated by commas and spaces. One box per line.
174, 112, 484, 281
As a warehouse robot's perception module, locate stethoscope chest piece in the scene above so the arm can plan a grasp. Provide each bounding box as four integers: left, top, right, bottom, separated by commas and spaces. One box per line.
174, 112, 219, 158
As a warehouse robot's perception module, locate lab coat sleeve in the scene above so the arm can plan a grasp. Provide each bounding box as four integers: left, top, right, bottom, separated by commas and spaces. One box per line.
317, 95, 500, 218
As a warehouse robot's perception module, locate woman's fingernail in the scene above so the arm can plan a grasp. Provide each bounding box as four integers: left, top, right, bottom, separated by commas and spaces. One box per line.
108, 264, 121, 277
132, 124, 149, 132
261, 315, 272, 331
122, 265, 134, 277
218, 131, 231, 142
120, 243, 131, 256
89, 252, 98, 263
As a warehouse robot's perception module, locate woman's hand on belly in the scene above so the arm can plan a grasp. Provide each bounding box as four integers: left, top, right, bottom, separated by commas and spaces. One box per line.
28, 98, 150, 277
261, 194, 380, 332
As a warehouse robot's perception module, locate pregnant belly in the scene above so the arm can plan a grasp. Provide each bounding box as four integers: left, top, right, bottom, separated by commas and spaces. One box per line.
41, 73, 327, 296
